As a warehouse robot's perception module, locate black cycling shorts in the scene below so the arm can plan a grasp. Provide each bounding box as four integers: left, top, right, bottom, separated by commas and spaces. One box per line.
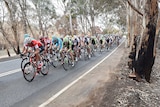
100, 40, 103, 44
39, 46, 44, 53
92, 39, 96, 45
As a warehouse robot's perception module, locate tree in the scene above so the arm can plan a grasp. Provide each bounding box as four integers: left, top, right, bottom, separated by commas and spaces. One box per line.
3, 0, 21, 54
31, 0, 56, 37
128, 0, 159, 82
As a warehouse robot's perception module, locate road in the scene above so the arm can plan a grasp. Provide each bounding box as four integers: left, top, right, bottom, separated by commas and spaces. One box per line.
0, 40, 124, 107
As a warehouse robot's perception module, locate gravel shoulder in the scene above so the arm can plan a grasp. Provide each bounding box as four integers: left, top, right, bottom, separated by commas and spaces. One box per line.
77, 47, 160, 107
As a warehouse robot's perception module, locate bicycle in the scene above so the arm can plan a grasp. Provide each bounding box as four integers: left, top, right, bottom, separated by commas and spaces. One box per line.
90, 44, 96, 57
61, 50, 74, 71
99, 43, 104, 54
80, 43, 90, 61
22, 53, 49, 82
49, 49, 62, 68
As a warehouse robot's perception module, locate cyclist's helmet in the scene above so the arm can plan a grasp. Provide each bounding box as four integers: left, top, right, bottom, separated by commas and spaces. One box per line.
52, 36, 58, 45
24, 34, 30, 39
24, 37, 32, 45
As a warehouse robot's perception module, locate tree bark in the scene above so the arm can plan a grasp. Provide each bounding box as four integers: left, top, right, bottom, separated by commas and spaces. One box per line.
18, 0, 27, 34
6, 48, 11, 57
129, 0, 158, 82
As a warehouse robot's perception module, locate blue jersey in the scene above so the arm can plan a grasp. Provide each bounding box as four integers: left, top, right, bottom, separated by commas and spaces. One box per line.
55, 38, 63, 50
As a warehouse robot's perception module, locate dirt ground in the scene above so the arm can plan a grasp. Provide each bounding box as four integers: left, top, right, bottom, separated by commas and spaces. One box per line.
77, 48, 160, 107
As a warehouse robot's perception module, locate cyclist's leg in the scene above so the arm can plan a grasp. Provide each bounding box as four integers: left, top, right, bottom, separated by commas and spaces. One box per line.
37, 46, 44, 68
71, 45, 75, 62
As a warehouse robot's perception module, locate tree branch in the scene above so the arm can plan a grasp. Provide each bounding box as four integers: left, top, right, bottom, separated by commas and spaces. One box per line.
127, 0, 143, 16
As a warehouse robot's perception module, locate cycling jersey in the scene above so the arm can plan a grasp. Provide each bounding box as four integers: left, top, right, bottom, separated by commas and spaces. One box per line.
54, 38, 63, 50
83, 37, 90, 45
72, 36, 80, 46
63, 36, 72, 49
25, 39, 44, 53
99, 35, 105, 45
91, 36, 97, 45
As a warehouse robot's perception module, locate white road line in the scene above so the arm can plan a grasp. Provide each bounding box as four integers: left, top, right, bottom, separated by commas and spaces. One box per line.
0, 59, 20, 64
0, 68, 21, 78
39, 40, 125, 107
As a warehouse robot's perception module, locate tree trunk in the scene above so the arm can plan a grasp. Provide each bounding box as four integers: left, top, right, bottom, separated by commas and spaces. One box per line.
6, 48, 11, 57
126, 1, 130, 47
26, 19, 35, 38
4, 0, 20, 54
129, 0, 158, 82
18, 0, 27, 34
0, 21, 16, 53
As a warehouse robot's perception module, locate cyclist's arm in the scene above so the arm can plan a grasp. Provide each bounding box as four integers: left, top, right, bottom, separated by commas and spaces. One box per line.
57, 40, 61, 50
22, 45, 28, 54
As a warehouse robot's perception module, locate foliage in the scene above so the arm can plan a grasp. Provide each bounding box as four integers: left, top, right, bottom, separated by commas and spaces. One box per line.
0, 0, 127, 54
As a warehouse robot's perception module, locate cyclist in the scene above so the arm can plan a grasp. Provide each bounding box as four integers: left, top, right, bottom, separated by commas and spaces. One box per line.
83, 35, 91, 58
91, 35, 98, 51
99, 34, 106, 50
39, 36, 52, 54
72, 35, 81, 61
105, 36, 110, 50
52, 36, 63, 60
63, 35, 75, 66
22, 35, 44, 69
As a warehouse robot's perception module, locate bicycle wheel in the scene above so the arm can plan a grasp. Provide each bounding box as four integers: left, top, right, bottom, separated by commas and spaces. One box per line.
62, 56, 72, 71
23, 62, 36, 82
50, 53, 60, 68
90, 45, 95, 57
41, 59, 49, 75
84, 48, 89, 60
99, 45, 103, 54
21, 57, 29, 70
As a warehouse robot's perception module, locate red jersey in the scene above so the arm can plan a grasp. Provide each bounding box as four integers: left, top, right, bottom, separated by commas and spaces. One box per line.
41, 38, 51, 46
26, 40, 43, 49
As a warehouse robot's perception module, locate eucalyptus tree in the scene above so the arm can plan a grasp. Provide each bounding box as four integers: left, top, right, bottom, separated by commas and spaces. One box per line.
127, 0, 159, 82
17, 0, 27, 34
55, 0, 79, 35
70, 0, 90, 34
0, 1, 13, 56
69, 0, 97, 35
88, 0, 125, 35
31, 0, 56, 37
58, 0, 124, 35
1, 0, 22, 54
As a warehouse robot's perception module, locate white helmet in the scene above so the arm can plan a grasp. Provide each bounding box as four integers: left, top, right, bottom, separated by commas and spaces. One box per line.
24, 37, 32, 45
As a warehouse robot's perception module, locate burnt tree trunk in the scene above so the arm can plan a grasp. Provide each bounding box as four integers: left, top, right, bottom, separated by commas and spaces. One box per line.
136, 0, 158, 82
128, 0, 158, 82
